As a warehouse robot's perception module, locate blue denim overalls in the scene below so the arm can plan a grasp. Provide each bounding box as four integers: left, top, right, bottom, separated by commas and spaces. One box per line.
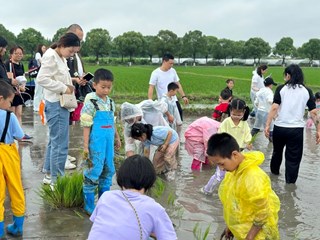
83, 99, 115, 214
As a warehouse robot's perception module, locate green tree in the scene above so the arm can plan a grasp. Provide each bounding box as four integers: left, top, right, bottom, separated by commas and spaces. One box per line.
143, 35, 158, 61
217, 38, 234, 66
182, 30, 206, 63
274, 37, 295, 65
17, 28, 46, 55
300, 39, 320, 66
203, 36, 218, 63
155, 30, 179, 56
244, 37, 271, 64
0, 24, 16, 47
52, 27, 67, 43
116, 31, 144, 61
85, 28, 112, 62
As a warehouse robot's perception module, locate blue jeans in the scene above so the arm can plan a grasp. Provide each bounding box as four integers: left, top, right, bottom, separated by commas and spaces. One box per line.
43, 101, 69, 183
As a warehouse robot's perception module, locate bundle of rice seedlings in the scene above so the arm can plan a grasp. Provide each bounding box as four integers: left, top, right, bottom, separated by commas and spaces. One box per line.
38, 172, 84, 209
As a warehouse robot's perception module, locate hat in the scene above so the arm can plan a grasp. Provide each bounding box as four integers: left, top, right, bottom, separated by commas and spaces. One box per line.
0, 36, 8, 48
264, 77, 277, 86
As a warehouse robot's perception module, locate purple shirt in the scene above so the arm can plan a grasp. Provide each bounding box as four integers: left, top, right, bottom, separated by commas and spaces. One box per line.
88, 190, 177, 240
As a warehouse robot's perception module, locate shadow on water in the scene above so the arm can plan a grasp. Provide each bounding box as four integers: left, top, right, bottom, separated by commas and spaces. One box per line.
5, 107, 320, 239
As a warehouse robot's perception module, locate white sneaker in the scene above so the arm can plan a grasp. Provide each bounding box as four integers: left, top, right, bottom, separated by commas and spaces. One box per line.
43, 174, 51, 185
200, 187, 213, 196
67, 155, 77, 162
165, 171, 176, 181
65, 159, 76, 170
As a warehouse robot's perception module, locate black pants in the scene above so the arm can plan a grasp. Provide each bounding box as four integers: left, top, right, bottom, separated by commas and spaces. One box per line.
176, 101, 183, 121
271, 125, 304, 183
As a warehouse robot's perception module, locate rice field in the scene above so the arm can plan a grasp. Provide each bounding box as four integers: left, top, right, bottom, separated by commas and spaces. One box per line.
84, 65, 320, 104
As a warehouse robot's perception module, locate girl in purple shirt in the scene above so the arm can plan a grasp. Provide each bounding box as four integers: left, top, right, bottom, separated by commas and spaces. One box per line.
88, 155, 177, 240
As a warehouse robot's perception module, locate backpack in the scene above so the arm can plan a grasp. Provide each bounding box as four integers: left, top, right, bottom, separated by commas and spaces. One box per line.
28, 58, 40, 78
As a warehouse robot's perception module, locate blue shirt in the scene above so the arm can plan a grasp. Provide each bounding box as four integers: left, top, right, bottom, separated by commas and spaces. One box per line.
144, 126, 178, 149
0, 110, 24, 144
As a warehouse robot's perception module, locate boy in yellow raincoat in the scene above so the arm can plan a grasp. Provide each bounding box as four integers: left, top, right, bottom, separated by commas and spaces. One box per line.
207, 132, 280, 240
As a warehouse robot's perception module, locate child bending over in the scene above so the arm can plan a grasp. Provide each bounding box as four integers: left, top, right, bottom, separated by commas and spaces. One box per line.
131, 123, 179, 181
207, 133, 280, 240
184, 116, 220, 170
212, 88, 232, 122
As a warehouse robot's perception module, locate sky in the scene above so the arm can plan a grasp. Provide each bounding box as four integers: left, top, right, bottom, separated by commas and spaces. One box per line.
1, 0, 319, 47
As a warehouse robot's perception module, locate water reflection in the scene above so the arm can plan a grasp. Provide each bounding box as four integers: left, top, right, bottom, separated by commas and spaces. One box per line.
16, 108, 320, 239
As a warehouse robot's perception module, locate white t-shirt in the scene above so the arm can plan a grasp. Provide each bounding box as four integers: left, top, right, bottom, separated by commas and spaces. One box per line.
149, 67, 180, 101
273, 84, 315, 128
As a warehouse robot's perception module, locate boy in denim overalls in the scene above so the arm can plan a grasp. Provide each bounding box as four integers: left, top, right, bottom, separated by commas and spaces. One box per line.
80, 69, 121, 215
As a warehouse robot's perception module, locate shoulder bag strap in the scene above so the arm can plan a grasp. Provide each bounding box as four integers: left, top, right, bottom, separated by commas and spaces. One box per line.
1, 111, 11, 143
121, 191, 143, 240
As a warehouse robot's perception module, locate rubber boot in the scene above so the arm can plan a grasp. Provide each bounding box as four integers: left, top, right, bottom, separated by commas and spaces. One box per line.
98, 186, 110, 198
191, 159, 201, 171
6, 215, 24, 237
83, 192, 95, 215
0, 221, 4, 238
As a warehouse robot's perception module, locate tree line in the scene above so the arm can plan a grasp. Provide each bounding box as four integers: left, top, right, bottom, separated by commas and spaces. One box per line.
1, 24, 320, 66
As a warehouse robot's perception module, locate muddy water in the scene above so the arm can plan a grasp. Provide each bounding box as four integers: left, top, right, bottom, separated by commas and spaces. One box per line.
7, 107, 320, 239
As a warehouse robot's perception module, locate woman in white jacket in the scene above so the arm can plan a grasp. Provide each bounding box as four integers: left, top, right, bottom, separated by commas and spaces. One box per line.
250, 64, 268, 116
37, 33, 80, 187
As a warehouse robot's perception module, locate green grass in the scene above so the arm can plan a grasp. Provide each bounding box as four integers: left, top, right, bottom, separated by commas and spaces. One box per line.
84, 65, 320, 104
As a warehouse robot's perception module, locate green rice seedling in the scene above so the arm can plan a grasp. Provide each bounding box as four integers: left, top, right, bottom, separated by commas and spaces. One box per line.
248, 132, 259, 145
149, 177, 166, 199
193, 223, 211, 240
38, 172, 84, 209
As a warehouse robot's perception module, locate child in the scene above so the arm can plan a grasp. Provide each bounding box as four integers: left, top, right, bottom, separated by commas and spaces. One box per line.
306, 92, 320, 128
201, 98, 252, 195
225, 78, 234, 98
0, 81, 25, 237
212, 88, 232, 122
251, 77, 277, 141
160, 82, 182, 132
207, 133, 280, 240
184, 116, 220, 170
88, 155, 177, 240
120, 100, 168, 157
131, 123, 179, 180
80, 68, 121, 215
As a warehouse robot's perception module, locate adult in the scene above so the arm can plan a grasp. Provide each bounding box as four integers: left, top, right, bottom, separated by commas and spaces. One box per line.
0, 37, 11, 84
37, 33, 80, 187
265, 64, 320, 184
148, 53, 189, 123
5, 46, 32, 141
88, 155, 177, 240
64, 24, 87, 170
250, 64, 268, 116
33, 44, 47, 112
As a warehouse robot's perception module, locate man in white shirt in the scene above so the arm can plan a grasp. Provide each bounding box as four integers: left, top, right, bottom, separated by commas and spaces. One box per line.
148, 53, 189, 122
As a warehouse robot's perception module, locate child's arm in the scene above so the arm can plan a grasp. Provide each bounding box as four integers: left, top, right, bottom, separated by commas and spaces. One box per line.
165, 111, 174, 123
83, 127, 90, 153
246, 225, 262, 240
158, 130, 172, 152
143, 147, 150, 158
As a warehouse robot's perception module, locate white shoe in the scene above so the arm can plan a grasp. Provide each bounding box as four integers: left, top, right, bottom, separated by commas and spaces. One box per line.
65, 159, 76, 170
67, 155, 77, 162
165, 171, 176, 181
43, 174, 51, 185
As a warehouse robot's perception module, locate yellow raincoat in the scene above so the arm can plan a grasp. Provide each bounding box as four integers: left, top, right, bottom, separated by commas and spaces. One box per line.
219, 151, 280, 240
